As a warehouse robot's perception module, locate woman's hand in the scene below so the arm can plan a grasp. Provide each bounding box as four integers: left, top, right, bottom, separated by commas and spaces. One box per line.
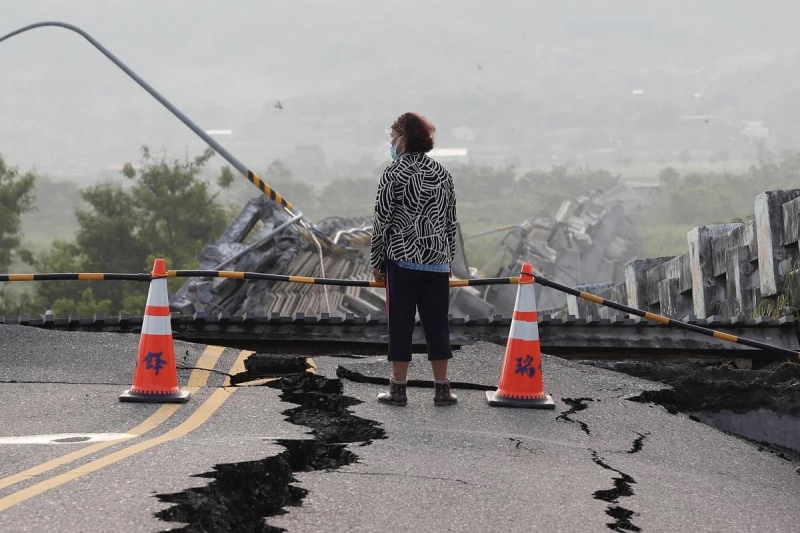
373, 268, 386, 283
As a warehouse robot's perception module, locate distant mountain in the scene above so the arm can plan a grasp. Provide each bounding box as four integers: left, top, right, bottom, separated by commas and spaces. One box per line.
2, 0, 800, 179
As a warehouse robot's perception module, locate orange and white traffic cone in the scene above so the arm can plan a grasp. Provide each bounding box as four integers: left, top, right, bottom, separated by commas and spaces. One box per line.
119, 258, 190, 403
486, 263, 555, 409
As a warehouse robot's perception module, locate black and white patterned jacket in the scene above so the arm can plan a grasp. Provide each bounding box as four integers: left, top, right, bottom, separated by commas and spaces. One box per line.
370, 151, 457, 270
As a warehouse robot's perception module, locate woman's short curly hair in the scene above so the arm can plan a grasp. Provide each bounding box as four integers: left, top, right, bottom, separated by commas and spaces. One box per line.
392, 112, 435, 153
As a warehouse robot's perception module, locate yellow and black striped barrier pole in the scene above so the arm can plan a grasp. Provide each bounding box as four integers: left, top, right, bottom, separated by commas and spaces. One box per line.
0, 270, 518, 288
532, 273, 800, 361
168, 270, 519, 288
3, 268, 798, 360
0, 273, 152, 282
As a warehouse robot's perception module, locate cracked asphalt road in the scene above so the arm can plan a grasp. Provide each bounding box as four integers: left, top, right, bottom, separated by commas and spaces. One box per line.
0, 326, 309, 532
1, 325, 798, 532
270, 343, 800, 532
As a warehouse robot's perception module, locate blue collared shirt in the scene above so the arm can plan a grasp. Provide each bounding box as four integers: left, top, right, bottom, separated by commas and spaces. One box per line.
393, 259, 450, 273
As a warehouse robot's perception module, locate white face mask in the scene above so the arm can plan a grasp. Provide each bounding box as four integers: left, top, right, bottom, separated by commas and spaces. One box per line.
390, 137, 402, 160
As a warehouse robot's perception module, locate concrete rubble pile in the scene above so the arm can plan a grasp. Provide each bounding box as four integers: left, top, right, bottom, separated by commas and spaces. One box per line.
171, 182, 655, 318
475, 182, 655, 315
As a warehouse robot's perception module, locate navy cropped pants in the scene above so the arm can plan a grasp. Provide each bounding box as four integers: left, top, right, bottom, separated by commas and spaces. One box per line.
385, 260, 453, 362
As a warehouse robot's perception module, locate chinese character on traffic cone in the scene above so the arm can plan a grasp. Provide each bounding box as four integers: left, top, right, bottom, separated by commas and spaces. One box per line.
486, 263, 555, 409
119, 258, 190, 403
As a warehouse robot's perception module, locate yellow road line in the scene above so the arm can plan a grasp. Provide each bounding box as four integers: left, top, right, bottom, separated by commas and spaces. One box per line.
0, 345, 225, 492
0, 349, 252, 512
186, 345, 226, 388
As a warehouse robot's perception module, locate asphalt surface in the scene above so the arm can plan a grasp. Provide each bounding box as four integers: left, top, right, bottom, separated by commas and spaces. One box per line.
0, 326, 309, 532
0, 325, 798, 532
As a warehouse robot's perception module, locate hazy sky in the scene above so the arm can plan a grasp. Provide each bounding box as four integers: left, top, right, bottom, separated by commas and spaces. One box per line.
3, 1, 800, 181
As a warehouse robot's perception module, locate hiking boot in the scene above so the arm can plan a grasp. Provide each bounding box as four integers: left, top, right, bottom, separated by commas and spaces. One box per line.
377, 379, 407, 406
434, 379, 458, 406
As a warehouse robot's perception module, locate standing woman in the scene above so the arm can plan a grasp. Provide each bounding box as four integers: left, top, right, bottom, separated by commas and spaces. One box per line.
370, 112, 458, 407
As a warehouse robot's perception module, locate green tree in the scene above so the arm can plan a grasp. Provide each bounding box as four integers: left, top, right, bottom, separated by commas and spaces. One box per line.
219, 159, 319, 223
0, 154, 37, 271
53, 288, 112, 317
33, 240, 87, 310
123, 147, 230, 269
74, 186, 150, 306
285, 144, 328, 183
658, 167, 680, 187
514, 166, 618, 208
267, 159, 293, 181
452, 164, 523, 234
34, 147, 232, 314
451, 164, 516, 200
259, 160, 317, 216
632, 154, 800, 256
315, 177, 377, 219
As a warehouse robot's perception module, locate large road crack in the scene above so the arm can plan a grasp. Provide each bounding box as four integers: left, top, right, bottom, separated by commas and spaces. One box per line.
591, 450, 641, 532
154, 360, 385, 532
627, 432, 649, 454
556, 397, 594, 435
554, 396, 644, 531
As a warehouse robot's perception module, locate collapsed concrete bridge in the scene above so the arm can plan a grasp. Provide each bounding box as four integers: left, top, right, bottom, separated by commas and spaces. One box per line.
170, 181, 652, 319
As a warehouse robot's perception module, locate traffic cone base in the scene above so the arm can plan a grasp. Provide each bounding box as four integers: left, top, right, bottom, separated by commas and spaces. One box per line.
485, 390, 555, 409
486, 262, 556, 409
120, 258, 191, 404
119, 389, 190, 403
